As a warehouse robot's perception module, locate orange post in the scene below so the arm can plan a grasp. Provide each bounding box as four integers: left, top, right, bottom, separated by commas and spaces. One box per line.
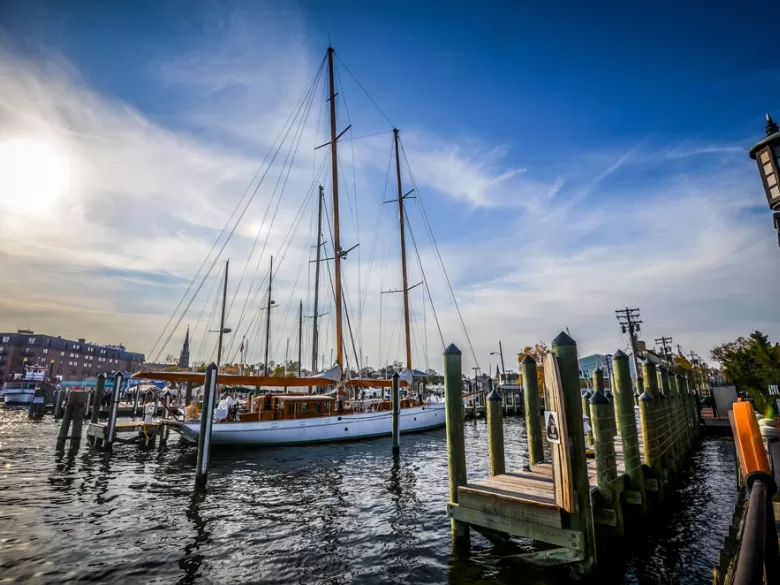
731, 400, 771, 481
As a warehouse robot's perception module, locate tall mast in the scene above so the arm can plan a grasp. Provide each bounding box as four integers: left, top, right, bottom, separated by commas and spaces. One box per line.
311, 185, 324, 377
327, 46, 344, 375
394, 128, 412, 371
264, 256, 273, 376
216, 259, 229, 369
297, 300, 303, 377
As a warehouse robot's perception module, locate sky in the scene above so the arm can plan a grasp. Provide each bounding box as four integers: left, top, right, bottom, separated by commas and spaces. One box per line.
0, 0, 779, 374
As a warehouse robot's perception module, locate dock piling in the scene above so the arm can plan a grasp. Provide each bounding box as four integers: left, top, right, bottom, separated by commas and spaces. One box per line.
521, 355, 544, 465
391, 372, 400, 456
551, 331, 596, 572
613, 351, 646, 511
195, 363, 219, 487
444, 344, 469, 549
106, 372, 123, 447
132, 381, 141, 418
28, 388, 46, 420
582, 389, 593, 446
53, 388, 64, 419
486, 379, 505, 476
91, 374, 105, 425
56, 391, 88, 449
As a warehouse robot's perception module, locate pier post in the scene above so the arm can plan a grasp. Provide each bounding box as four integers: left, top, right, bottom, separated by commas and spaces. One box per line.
581, 390, 593, 447
551, 331, 596, 573
106, 372, 124, 447
613, 351, 646, 512
195, 363, 219, 487
186, 382, 193, 407
391, 372, 400, 456
590, 369, 624, 535
521, 355, 544, 465
53, 388, 64, 419
658, 367, 678, 475
132, 382, 141, 418
444, 344, 469, 549
56, 391, 87, 449
28, 388, 46, 420
91, 374, 105, 424
486, 379, 505, 476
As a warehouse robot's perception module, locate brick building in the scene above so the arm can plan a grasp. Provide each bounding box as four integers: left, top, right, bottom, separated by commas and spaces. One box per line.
0, 329, 144, 382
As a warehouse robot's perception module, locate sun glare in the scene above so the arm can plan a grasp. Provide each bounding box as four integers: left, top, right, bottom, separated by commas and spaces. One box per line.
0, 136, 71, 217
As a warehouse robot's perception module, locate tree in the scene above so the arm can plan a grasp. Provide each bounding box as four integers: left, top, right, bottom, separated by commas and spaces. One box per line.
711, 331, 780, 415
164, 353, 177, 365
517, 342, 550, 395
391, 360, 404, 372
272, 364, 285, 377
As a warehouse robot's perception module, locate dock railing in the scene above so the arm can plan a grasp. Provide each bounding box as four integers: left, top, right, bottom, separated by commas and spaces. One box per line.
729, 400, 780, 585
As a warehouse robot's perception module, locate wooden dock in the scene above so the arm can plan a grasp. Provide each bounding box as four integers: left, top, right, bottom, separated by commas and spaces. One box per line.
87, 420, 166, 447
444, 333, 701, 576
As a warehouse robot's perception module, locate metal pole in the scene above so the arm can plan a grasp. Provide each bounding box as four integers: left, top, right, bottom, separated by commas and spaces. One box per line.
264, 256, 273, 376
106, 372, 123, 446
394, 128, 412, 371
195, 363, 218, 487
327, 47, 343, 373
298, 300, 303, 377
391, 372, 400, 455
311, 185, 324, 386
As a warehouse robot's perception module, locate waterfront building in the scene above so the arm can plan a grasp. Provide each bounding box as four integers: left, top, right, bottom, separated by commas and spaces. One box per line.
0, 329, 144, 381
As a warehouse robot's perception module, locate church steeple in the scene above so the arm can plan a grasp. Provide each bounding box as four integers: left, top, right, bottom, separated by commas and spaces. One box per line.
178, 326, 190, 369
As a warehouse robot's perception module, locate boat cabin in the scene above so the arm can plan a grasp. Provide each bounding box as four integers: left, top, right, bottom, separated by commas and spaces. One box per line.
239, 394, 336, 422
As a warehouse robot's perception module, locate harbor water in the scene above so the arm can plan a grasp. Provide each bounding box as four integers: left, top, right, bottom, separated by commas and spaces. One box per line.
0, 407, 737, 584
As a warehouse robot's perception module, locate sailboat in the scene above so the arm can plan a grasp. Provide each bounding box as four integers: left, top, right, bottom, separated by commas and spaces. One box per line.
134, 46, 445, 446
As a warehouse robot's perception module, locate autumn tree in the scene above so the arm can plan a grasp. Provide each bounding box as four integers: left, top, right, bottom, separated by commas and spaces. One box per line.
517, 342, 550, 395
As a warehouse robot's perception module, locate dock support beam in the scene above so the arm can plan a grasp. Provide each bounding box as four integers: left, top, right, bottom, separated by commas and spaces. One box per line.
613, 351, 646, 511
195, 363, 219, 487
552, 331, 596, 574
132, 381, 141, 418
56, 391, 88, 450
444, 344, 469, 549
521, 355, 544, 466
91, 374, 105, 425
487, 379, 505, 476
106, 372, 123, 447
391, 372, 400, 456
590, 368, 624, 535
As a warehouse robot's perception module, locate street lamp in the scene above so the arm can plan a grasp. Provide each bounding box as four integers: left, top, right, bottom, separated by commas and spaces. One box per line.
749, 113, 780, 246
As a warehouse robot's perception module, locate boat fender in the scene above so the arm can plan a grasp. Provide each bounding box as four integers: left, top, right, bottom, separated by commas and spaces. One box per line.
144, 402, 155, 424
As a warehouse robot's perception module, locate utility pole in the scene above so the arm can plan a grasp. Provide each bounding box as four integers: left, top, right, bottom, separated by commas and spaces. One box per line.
472, 366, 481, 388
655, 336, 673, 366
615, 307, 643, 393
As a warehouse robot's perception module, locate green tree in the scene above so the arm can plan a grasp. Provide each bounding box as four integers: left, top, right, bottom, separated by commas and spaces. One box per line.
517, 342, 550, 395
711, 331, 780, 415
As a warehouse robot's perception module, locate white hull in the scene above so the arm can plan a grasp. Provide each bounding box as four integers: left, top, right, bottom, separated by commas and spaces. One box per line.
1, 390, 36, 406
173, 403, 445, 445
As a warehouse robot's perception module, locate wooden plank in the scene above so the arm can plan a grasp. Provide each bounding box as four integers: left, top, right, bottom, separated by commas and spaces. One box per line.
544, 353, 576, 513
478, 474, 556, 497
457, 489, 563, 528
459, 484, 557, 507
531, 463, 554, 476
509, 547, 585, 567
448, 503, 583, 550
474, 477, 557, 504
504, 470, 554, 484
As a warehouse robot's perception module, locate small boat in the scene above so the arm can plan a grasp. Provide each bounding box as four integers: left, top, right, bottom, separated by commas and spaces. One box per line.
1, 365, 50, 405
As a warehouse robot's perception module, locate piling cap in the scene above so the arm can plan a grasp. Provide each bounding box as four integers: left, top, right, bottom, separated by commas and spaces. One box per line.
392, 372, 399, 380
605, 390, 613, 399
552, 331, 576, 346
659, 365, 668, 375
638, 391, 654, 402
590, 390, 610, 405
613, 349, 627, 359
487, 389, 502, 402
581, 389, 592, 398
521, 354, 536, 365
97, 372, 106, 380
206, 362, 218, 371
675, 373, 683, 380
594, 367, 603, 375
660, 392, 668, 400
444, 343, 462, 356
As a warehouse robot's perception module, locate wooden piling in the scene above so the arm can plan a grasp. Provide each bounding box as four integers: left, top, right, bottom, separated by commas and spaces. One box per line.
195, 363, 219, 487
641, 362, 664, 482
612, 350, 646, 511
551, 331, 596, 573
106, 372, 124, 447
590, 382, 624, 535
91, 374, 105, 424
391, 372, 400, 456
638, 391, 661, 497
186, 382, 194, 406
444, 344, 469, 549
658, 367, 679, 475
582, 390, 594, 446
27, 386, 45, 420
132, 382, 141, 418
57, 391, 87, 449
521, 355, 544, 466
53, 388, 64, 419
486, 381, 505, 476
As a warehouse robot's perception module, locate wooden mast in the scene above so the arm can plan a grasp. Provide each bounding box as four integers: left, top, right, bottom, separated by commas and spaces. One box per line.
327, 47, 344, 384
297, 300, 303, 377
394, 129, 413, 371
216, 259, 229, 370
263, 256, 273, 376
311, 185, 324, 376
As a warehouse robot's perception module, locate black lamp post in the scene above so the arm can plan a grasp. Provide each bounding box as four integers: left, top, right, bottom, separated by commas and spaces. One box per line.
749, 114, 780, 246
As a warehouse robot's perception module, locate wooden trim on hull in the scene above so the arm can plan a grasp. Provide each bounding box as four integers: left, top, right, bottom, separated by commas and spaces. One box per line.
172, 404, 445, 445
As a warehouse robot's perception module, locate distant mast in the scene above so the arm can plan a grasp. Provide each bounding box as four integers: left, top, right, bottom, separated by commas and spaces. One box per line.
311, 185, 324, 377
394, 128, 413, 372
264, 256, 273, 376
216, 259, 229, 369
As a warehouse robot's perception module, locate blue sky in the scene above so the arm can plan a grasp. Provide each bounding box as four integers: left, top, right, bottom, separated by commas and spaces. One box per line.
0, 0, 778, 371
